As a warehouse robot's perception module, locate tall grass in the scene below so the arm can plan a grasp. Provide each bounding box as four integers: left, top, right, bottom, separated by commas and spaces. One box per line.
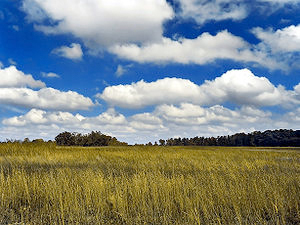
0, 143, 299, 224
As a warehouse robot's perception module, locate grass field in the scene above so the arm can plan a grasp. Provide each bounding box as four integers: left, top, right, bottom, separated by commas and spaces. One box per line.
0, 143, 299, 224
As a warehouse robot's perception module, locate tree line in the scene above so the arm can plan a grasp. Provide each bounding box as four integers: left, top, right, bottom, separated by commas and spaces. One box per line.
1, 131, 128, 146
1, 129, 300, 147
156, 129, 300, 147
55, 131, 128, 146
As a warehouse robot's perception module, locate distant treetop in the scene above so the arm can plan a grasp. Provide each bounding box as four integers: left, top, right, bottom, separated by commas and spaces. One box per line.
157, 129, 300, 147
55, 131, 128, 146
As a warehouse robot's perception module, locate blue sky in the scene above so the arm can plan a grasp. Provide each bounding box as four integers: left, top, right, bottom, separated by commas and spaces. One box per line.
0, 0, 300, 144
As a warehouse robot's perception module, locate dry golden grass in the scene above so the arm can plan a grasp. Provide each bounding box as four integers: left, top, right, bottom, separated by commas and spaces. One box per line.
0, 143, 299, 224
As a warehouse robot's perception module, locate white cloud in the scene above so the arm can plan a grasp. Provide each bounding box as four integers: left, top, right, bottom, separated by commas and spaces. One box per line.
22, 0, 48, 22
115, 65, 127, 77
115, 64, 133, 77
154, 103, 272, 126
8, 58, 17, 65
110, 30, 279, 69
198, 69, 293, 107
252, 24, 300, 53
41, 72, 60, 78
0, 87, 93, 111
22, 0, 174, 48
12, 25, 20, 31
295, 83, 300, 94
0, 61, 3, 68
99, 68, 299, 109
52, 43, 83, 60
251, 24, 300, 69
176, 0, 300, 25
92, 108, 127, 125
2, 108, 127, 129
0, 66, 45, 88
99, 77, 201, 108
131, 113, 162, 125
129, 113, 164, 131
284, 107, 300, 122
176, 0, 247, 24
0, 65, 93, 111
3, 108, 85, 126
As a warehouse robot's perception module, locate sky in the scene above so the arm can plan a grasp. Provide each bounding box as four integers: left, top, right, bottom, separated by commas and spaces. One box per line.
0, 0, 300, 144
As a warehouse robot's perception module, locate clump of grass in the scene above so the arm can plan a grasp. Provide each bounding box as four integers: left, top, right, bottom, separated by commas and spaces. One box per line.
0, 143, 299, 224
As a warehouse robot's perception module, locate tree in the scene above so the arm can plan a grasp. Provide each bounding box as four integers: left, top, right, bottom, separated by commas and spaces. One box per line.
32, 139, 44, 143
55, 132, 75, 146
159, 139, 165, 146
23, 138, 30, 143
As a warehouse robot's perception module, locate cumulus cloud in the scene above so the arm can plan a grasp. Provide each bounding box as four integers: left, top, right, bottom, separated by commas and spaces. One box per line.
0, 65, 45, 88
22, 0, 174, 48
92, 108, 127, 125
284, 108, 300, 123
110, 30, 279, 69
99, 77, 201, 108
176, 0, 247, 24
41, 72, 60, 78
129, 113, 164, 131
154, 103, 272, 126
2, 108, 84, 126
52, 43, 83, 60
294, 83, 300, 94
198, 69, 294, 107
0, 87, 94, 111
0, 65, 93, 111
252, 24, 300, 53
99, 68, 299, 109
2, 108, 126, 128
251, 24, 300, 69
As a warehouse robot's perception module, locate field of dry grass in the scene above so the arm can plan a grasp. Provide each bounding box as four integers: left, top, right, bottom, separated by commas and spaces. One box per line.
0, 143, 299, 224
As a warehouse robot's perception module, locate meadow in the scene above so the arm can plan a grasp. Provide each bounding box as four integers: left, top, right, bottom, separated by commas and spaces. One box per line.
0, 143, 299, 224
